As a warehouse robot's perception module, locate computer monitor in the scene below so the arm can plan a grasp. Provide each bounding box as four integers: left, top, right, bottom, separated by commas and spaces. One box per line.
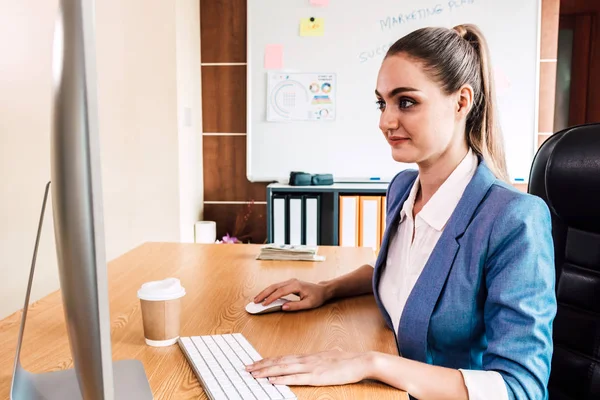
10, 1, 152, 399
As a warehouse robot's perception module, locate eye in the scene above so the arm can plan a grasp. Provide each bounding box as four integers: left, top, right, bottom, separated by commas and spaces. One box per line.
399, 98, 416, 109
375, 99, 386, 111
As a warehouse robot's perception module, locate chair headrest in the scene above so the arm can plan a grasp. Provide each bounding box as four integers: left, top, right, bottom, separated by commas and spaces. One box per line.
546, 124, 600, 233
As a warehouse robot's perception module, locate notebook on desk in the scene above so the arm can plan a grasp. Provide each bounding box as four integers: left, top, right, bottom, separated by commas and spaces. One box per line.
256, 244, 325, 261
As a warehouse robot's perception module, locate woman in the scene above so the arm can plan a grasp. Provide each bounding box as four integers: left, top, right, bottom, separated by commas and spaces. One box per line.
246, 24, 556, 400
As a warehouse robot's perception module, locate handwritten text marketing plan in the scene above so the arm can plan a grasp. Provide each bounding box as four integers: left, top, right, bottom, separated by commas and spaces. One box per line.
358, 0, 477, 64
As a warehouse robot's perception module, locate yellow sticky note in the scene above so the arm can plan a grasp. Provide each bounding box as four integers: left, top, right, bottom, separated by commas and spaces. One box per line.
300, 17, 324, 37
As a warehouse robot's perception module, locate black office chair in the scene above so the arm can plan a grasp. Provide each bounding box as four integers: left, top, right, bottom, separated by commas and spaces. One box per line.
528, 123, 600, 400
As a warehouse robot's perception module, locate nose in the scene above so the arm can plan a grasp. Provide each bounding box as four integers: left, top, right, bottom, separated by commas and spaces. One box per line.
379, 108, 399, 135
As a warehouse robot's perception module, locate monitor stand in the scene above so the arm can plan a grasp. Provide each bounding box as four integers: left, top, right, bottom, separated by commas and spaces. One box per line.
11, 360, 152, 400
10, 182, 153, 400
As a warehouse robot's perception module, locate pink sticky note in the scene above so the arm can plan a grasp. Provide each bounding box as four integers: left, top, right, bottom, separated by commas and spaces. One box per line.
310, 0, 329, 6
264, 44, 283, 69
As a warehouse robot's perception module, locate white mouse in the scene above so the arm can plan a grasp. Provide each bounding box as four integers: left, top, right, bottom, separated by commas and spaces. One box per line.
245, 298, 291, 315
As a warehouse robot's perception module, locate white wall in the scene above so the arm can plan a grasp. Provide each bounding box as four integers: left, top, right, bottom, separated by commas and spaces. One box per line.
0, 0, 202, 319
95, 0, 181, 259
0, 0, 60, 320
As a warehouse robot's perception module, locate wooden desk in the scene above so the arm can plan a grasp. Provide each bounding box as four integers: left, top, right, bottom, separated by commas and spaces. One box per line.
0, 243, 407, 399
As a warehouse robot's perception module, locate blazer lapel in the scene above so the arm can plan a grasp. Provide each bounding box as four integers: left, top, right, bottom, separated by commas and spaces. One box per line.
397, 160, 497, 363
372, 173, 417, 330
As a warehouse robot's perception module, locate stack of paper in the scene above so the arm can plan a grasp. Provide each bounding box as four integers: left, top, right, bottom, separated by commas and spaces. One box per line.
257, 244, 325, 261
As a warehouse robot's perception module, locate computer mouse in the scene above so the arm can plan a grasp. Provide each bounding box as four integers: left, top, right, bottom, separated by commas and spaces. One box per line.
245, 298, 291, 315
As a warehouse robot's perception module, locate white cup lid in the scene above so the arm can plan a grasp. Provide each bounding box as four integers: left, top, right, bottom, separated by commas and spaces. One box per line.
137, 278, 186, 301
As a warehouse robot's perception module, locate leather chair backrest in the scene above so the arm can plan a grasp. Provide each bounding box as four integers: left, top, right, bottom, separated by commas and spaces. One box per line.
528, 123, 600, 400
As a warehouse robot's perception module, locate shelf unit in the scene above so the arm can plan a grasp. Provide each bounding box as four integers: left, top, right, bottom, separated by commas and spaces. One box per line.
266, 183, 389, 245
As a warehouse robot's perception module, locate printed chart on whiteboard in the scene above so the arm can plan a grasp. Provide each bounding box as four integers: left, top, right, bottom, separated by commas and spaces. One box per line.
266, 72, 336, 122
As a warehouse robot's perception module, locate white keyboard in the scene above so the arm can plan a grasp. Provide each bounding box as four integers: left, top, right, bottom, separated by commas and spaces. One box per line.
179, 333, 297, 400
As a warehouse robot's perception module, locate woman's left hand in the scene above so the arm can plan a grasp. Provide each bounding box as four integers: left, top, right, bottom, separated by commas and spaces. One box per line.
245, 350, 374, 386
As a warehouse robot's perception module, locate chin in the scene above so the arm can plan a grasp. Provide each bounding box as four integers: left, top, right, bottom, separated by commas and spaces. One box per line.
390, 148, 418, 164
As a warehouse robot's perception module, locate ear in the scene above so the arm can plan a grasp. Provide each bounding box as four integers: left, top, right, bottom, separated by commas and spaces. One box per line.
455, 84, 474, 119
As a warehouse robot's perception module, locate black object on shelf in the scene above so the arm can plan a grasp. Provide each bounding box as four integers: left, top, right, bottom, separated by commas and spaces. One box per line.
311, 174, 334, 185
289, 171, 312, 186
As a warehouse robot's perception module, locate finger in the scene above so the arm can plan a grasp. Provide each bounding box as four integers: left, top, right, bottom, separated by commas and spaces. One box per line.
250, 361, 311, 379
246, 354, 301, 371
319, 349, 344, 360
245, 356, 277, 371
262, 283, 300, 306
282, 298, 313, 311
268, 373, 313, 386
254, 281, 287, 303
254, 280, 292, 303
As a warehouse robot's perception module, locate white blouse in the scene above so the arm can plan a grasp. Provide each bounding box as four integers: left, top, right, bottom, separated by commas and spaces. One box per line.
374, 149, 508, 400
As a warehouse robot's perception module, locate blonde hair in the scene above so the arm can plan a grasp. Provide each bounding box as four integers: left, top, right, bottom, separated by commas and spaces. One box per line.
385, 24, 509, 182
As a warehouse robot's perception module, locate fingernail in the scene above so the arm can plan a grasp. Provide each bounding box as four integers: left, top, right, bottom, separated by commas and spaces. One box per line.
269, 377, 277, 382
282, 304, 289, 310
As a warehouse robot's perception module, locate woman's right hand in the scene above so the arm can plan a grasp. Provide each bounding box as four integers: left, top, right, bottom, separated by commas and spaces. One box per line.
253, 278, 331, 312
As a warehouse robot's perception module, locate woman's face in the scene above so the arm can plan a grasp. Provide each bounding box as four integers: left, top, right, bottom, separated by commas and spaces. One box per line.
375, 53, 469, 165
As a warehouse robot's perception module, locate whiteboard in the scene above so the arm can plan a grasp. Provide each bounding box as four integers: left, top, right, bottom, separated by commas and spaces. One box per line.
247, 0, 540, 183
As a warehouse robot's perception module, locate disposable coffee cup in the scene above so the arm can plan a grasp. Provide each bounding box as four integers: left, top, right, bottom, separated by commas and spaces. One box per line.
137, 277, 186, 347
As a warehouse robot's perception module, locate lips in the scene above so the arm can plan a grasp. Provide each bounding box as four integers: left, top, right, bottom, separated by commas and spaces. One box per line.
387, 136, 409, 145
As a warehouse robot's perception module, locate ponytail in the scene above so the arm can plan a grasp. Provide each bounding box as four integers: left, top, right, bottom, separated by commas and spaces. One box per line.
385, 24, 510, 182
455, 24, 509, 182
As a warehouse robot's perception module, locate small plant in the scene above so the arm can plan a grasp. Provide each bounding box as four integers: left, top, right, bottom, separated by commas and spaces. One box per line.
217, 200, 264, 244
220, 233, 239, 244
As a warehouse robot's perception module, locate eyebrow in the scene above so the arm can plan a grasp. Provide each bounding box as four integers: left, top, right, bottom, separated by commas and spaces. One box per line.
375, 87, 419, 98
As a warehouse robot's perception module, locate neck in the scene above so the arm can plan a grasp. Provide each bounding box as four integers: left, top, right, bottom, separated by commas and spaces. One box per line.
416, 141, 469, 204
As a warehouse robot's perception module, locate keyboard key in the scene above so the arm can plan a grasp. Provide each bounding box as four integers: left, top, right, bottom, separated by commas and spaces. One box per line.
253, 392, 271, 400
262, 385, 284, 400
205, 336, 261, 399
179, 333, 296, 400
275, 385, 297, 399
233, 333, 263, 361
222, 388, 243, 400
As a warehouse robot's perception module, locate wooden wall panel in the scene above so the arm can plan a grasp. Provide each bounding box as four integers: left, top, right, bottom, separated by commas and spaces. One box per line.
567, 15, 592, 126
541, 0, 560, 59
560, 0, 600, 14
201, 66, 246, 133
203, 203, 267, 244
539, 62, 558, 133
518, 0, 560, 192
203, 136, 267, 202
560, 1, 600, 124
538, 0, 560, 135
538, 133, 552, 148
200, 0, 267, 243
200, 0, 246, 63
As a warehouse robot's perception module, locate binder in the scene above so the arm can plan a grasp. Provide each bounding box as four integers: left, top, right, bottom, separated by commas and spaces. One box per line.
271, 194, 321, 245
289, 197, 302, 245
359, 196, 382, 251
272, 195, 286, 244
304, 195, 320, 246
339, 196, 359, 246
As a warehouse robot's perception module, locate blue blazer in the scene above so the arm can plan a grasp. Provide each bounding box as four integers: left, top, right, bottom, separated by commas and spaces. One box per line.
372, 159, 557, 400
